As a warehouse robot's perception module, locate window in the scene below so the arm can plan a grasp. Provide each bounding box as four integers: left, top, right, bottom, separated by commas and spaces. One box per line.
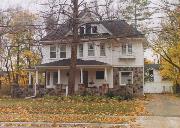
96, 71, 104, 79
92, 26, 98, 33
128, 44, 132, 54
120, 72, 133, 85
122, 44, 126, 55
80, 26, 85, 35
46, 72, 50, 85
79, 44, 83, 57
100, 43, 106, 56
60, 45, 66, 58
50, 46, 56, 58
122, 43, 133, 55
88, 43, 95, 56
53, 72, 58, 85
86, 24, 91, 34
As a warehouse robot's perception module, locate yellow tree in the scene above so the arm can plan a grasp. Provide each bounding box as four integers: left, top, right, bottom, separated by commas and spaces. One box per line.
3, 9, 41, 86
152, 8, 180, 84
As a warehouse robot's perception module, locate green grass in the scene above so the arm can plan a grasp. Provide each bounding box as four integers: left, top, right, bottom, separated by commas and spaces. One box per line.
0, 96, 145, 123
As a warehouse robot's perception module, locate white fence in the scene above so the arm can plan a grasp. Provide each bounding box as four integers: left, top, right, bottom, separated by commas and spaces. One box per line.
144, 81, 173, 94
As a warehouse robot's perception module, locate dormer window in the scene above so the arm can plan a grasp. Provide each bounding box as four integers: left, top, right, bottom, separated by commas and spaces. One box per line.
86, 24, 91, 34
92, 26, 98, 33
80, 26, 85, 35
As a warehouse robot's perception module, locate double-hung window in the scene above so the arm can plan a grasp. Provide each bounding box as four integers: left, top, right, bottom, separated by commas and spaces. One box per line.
50, 46, 56, 58
79, 44, 83, 57
122, 43, 133, 55
88, 43, 95, 56
60, 45, 66, 58
100, 43, 106, 56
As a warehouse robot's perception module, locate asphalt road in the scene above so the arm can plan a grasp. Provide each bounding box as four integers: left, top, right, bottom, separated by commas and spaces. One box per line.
136, 94, 180, 128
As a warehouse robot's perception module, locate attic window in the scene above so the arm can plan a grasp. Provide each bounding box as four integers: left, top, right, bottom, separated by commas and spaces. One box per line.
86, 24, 91, 34
80, 26, 85, 35
92, 26, 97, 33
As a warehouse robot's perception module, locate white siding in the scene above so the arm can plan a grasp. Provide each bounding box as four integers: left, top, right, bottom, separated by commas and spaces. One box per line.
42, 40, 144, 68
112, 40, 144, 67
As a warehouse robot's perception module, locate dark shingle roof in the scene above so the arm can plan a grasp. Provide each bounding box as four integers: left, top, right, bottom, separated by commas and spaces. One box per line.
41, 19, 143, 42
37, 59, 109, 67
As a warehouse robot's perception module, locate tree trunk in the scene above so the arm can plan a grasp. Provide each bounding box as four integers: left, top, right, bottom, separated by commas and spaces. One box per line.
68, 0, 79, 95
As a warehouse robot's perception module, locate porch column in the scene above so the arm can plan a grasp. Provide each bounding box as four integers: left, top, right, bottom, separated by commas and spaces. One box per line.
105, 67, 108, 82
80, 68, 83, 84
28, 72, 32, 85
65, 85, 68, 96
58, 69, 61, 84
35, 70, 39, 96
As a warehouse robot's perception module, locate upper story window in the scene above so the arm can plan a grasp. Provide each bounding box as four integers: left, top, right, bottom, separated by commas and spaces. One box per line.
92, 26, 98, 33
50, 46, 56, 58
100, 43, 106, 56
79, 44, 83, 57
88, 43, 95, 56
60, 45, 66, 58
122, 43, 133, 55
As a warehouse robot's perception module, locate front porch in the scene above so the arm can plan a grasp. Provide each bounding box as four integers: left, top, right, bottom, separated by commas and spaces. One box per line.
28, 59, 113, 96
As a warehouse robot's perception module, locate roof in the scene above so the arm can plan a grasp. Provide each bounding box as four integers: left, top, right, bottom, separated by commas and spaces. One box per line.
145, 64, 160, 70
37, 59, 110, 67
41, 20, 144, 42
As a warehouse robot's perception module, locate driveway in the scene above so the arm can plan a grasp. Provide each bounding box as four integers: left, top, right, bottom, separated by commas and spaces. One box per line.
136, 94, 180, 128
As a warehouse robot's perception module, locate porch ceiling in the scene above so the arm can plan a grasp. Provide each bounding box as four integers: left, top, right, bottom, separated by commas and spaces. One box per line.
35, 59, 111, 69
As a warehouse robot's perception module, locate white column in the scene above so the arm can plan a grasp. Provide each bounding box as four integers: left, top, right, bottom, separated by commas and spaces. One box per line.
35, 70, 39, 96
80, 68, 83, 84
105, 67, 108, 82
65, 85, 68, 96
28, 72, 32, 85
58, 69, 61, 84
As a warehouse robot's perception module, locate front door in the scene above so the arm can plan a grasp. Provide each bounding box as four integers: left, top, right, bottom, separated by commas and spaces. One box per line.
83, 71, 88, 87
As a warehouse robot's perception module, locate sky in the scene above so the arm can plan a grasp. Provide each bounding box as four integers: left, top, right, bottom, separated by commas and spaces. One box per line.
0, 0, 176, 61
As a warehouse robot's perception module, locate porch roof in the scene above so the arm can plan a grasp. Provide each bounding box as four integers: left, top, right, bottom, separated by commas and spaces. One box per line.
36, 59, 110, 68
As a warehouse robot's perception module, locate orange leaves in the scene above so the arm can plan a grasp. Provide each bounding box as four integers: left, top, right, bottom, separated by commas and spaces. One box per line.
0, 96, 148, 123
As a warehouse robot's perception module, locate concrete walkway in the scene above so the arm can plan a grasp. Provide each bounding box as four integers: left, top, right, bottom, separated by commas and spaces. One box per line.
136, 94, 180, 128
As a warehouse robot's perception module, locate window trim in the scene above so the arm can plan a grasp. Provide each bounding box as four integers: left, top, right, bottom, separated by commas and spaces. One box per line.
119, 71, 133, 86
59, 45, 66, 58
50, 45, 57, 59
88, 43, 95, 56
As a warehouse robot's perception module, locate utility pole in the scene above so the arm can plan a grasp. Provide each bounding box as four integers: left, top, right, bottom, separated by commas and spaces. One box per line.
68, 0, 79, 95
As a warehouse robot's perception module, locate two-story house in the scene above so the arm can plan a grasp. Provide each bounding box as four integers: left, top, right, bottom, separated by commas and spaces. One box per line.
29, 10, 145, 96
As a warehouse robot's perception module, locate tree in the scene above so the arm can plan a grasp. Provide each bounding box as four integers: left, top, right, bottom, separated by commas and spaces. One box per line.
117, 0, 151, 29
1, 9, 41, 86
151, 7, 180, 84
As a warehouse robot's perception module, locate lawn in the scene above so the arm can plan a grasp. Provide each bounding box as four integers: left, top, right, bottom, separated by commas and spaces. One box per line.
0, 96, 147, 124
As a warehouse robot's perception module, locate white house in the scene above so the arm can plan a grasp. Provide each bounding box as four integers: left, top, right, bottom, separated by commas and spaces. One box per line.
29, 10, 146, 96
